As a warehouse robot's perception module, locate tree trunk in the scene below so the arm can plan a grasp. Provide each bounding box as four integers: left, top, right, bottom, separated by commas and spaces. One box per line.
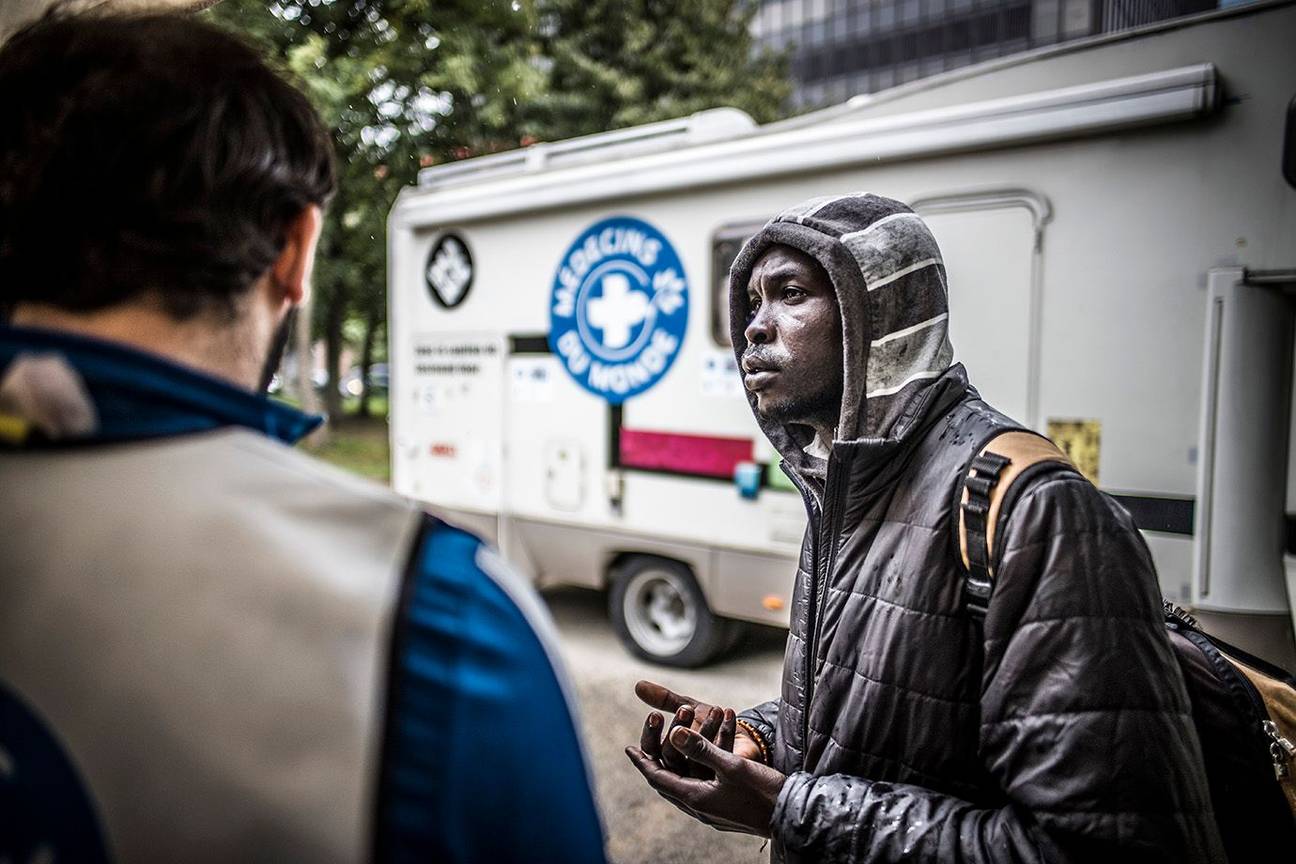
294, 290, 325, 445
357, 304, 380, 419
294, 292, 318, 411
323, 293, 345, 426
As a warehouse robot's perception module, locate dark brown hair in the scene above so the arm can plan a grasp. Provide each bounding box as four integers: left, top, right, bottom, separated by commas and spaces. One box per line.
0, 13, 337, 320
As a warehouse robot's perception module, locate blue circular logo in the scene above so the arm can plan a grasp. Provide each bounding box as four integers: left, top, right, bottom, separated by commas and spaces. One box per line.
548, 216, 689, 403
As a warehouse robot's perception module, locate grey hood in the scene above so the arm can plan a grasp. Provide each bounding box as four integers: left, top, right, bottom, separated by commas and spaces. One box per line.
728, 193, 955, 480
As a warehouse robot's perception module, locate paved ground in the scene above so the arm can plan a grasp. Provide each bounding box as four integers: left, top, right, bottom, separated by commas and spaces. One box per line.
542, 587, 787, 864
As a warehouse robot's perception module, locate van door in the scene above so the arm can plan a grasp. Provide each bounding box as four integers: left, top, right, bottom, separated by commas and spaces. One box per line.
913, 190, 1050, 427
390, 332, 506, 513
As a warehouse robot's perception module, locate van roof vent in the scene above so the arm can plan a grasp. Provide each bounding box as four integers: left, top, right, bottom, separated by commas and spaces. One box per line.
416, 107, 756, 191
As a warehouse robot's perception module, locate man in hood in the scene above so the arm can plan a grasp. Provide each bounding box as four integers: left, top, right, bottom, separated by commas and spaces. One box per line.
627, 194, 1223, 862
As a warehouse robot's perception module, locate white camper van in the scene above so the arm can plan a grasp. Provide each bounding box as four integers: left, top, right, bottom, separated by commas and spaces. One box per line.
389, 0, 1296, 667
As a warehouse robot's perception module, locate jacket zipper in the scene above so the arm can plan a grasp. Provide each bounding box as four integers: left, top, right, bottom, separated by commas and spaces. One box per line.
780, 463, 823, 757
1264, 720, 1296, 781
810, 457, 846, 672
802, 453, 846, 752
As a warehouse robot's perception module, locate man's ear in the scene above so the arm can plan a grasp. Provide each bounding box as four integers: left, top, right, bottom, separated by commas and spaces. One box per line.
270, 205, 323, 306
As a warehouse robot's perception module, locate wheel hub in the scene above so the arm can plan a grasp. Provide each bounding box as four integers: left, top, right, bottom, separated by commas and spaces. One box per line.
623, 568, 698, 656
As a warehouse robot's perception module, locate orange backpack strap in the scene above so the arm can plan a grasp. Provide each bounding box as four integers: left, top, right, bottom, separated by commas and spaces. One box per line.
958, 430, 1074, 618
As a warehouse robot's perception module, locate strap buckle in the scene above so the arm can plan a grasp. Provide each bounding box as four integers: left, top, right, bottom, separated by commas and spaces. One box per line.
962, 452, 1011, 619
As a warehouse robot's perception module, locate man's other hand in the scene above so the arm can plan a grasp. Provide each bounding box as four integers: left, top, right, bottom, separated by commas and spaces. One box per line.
626, 726, 786, 837
634, 680, 765, 766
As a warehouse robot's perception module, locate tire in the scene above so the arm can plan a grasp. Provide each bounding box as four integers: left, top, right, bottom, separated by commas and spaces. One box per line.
608, 556, 729, 668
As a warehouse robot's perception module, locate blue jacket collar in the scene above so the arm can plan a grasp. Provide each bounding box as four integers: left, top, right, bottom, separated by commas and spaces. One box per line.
0, 325, 322, 446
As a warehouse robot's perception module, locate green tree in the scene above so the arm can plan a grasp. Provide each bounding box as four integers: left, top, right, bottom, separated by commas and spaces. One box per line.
532, 0, 790, 135
209, 0, 788, 424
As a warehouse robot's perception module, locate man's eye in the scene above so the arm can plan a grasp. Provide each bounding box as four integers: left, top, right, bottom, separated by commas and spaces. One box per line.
783, 286, 806, 301
748, 295, 762, 313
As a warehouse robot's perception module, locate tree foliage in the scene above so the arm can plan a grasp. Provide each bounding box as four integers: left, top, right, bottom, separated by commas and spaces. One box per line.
207, 0, 789, 421
532, 0, 790, 134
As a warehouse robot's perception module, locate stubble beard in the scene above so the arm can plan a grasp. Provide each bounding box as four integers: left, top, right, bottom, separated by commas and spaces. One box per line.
744, 344, 843, 432
757, 381, 840, 431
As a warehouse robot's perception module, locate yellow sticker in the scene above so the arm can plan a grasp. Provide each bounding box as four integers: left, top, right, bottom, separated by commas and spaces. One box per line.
1047, 419, 1101, 485
0, 413, 30, 445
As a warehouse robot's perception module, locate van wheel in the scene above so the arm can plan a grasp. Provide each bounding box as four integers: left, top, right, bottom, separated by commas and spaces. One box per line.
609, 557, 727, 668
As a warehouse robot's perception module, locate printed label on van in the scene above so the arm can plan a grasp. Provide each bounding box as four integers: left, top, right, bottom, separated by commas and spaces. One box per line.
548, 216, 688, 403
425, 232, 474, 309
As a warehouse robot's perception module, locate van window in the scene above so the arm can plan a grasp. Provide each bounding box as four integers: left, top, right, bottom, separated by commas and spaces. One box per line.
710, 221, 766, 346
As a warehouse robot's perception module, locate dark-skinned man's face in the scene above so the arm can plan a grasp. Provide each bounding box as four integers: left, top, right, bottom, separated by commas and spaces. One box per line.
741, 244, 844, 431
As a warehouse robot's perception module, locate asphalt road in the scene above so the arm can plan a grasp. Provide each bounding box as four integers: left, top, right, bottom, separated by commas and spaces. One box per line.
542, 587, 787, 864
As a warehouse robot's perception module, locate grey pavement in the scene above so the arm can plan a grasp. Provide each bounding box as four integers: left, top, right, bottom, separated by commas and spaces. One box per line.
542, 587, 787, 864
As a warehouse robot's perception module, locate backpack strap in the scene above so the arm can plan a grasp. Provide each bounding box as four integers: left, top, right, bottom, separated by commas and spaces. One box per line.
958, 430, 1074, 619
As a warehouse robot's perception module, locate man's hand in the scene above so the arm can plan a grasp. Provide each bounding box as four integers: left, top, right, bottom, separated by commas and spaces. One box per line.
626, 725, 787, 837
634, 680, 766, 766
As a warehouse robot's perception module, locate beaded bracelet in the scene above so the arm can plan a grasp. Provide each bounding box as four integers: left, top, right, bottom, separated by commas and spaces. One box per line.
735, 718, 771, 765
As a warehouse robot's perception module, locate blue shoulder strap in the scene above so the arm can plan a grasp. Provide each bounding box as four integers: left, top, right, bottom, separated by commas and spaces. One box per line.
373, 517, 606, 864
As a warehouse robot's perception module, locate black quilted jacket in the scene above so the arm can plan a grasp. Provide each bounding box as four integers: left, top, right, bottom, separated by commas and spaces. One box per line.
727, 196, 1224, 863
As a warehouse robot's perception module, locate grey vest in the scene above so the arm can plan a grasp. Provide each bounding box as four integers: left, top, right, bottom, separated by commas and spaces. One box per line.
0, 428, 422, 862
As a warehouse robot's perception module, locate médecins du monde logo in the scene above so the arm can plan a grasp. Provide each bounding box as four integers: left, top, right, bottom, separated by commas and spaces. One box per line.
548, 216, 688, 403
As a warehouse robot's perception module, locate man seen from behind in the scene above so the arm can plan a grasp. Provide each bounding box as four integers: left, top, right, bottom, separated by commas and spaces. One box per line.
0, 13, 605, 863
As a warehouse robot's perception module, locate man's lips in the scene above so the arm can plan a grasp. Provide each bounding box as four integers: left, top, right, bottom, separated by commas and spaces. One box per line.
742, 355, 781, 391
743, 369, 779, 391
